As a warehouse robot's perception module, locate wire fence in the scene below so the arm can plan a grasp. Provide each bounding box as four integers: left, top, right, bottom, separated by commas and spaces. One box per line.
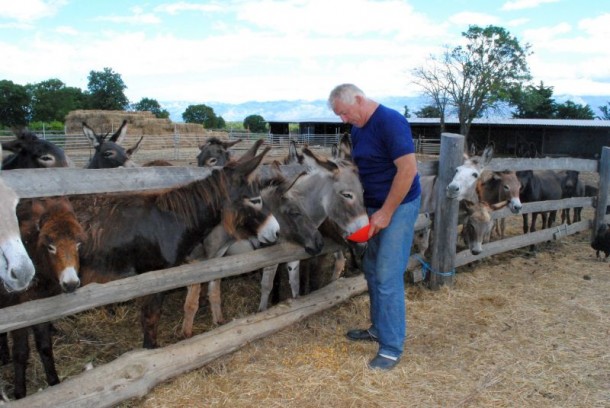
0, 129, 345, 168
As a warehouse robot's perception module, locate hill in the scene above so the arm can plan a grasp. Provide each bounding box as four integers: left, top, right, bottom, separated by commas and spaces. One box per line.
162, 95, 610, 123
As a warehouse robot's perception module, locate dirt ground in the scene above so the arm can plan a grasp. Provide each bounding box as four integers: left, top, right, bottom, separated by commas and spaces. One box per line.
2, 209, 607, 408
116, 227, 608, 408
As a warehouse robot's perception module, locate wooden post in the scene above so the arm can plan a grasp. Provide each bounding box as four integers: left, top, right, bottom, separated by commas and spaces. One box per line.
592, 146, 610, 241
429, 133, 464, 290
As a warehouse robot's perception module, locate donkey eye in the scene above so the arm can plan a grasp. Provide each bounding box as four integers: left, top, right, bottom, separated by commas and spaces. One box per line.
472, 172, 479, 178
208, 158, 218, 166
341, 192, 353, 199
103, 151, 114, 158
248, 197, 262, 206
47, 244, 57, 254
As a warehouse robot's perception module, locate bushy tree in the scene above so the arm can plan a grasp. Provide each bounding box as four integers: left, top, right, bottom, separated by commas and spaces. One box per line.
133, 97, 170, 119
510, 81, 556, 119
0, 80, 30, 127
243, 114, 267, 133
598, 102, 610, 120
413, 25, 531, 143
182, 104, 224, 128
415, 105, 442, 118
27, 78, 87, 122
555, 100, 595, 119
87, 67, 129, 110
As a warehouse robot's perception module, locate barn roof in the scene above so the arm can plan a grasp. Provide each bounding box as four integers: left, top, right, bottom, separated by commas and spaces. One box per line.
268, 117, 610, 128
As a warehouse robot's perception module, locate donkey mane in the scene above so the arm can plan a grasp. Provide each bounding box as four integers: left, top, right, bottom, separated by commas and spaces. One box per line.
155, 169, 229, 230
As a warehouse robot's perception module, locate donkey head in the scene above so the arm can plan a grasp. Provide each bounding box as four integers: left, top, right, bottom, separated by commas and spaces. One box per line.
83, 120, 142, 168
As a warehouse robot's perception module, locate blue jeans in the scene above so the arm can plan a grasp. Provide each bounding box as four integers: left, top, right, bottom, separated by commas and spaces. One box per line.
362, 196, 420, 359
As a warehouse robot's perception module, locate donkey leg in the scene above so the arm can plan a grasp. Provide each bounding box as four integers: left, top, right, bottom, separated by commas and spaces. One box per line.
0, 332, 10, 365
182, 284, 202, 338
32, 323, 60, 387
286, 261, 300, 299
11, 327, 30, 399
259, 264, 279, 312
332, 251, 346, 281
208, 279, 224, 325
140, 292, 166, 349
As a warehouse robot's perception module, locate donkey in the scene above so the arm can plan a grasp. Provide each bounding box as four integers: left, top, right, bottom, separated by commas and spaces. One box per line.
559, 170, 585, 224
197, 137, 242, 167
181, 164, 325, 335
257, 147, 368, 311
82, 120, 143, 168
516, 170, 563, 234
0, 145, 36, 293
1, 130, 72, 169
446, 144, 495, 202
0, 197, 85, 399
74, 141, 278, 349
475, 171, 523, 239
460, 199, 508, 255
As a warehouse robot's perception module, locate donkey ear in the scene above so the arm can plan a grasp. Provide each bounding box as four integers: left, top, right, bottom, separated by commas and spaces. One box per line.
233, 145, 270, 184
481, 144, 494, 166
302, 147, 339, 173
283, 171, 308, 196
285, 139, 302, 164
222, 139, 242, 150
82, 122, 100, 147
126, 135, 144, 157
237, 139, 265, 163
110, 120, 128, 144
337, 132, 352, 160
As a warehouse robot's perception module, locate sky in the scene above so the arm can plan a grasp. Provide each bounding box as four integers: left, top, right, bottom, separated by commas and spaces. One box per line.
1, 0, 609, 109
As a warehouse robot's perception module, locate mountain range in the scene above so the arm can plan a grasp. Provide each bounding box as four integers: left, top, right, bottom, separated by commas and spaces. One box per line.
161, 95, 610, 123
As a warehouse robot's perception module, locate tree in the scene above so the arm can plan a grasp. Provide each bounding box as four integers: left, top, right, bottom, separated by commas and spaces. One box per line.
412, 57, 450, 133
243, 114, 267, 133
133, 97, 170, 119
598, 102, 610, 120
414, 105, 442, 118
555, 100, 595, 119
413, 25, 531, 144
87, 67, 129, 110
182, 104, 224, 129
510, 81, 556, 119
0, 80, 30, 128
27, 78, 87, 122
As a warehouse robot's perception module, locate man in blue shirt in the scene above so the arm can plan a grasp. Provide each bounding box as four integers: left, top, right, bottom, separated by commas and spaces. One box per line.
328, 84, 421, 370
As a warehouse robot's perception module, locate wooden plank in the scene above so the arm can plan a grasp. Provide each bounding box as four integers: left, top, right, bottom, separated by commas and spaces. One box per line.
6, 274, 368, 408
0, 239, 343, 333
430, 133, 464, 289
455, 219, 590, 267
593, 146, 610, 241
0, 164, 311, 198
488, 157, 597, 172
490, 197, 593, 220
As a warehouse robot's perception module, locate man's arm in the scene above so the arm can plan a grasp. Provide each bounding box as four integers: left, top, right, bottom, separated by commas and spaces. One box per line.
368, 153, 418, 236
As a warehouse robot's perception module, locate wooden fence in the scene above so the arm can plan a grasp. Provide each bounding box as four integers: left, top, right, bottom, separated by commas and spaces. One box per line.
1, 133, 608, 407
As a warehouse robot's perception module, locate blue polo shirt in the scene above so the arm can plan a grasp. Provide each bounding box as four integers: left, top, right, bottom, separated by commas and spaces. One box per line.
351, 104, 421, 209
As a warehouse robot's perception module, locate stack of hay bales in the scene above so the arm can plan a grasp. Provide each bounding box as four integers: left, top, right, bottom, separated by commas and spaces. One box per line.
64, 110, 216, 150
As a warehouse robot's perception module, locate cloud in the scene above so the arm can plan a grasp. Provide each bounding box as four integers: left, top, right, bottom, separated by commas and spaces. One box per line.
94, 7, 161, 25
448, 12, 500, 28
154, 2, 223, 15
0, 0, 67, 22
501, 0, 559, 11
55, 25, 77, 35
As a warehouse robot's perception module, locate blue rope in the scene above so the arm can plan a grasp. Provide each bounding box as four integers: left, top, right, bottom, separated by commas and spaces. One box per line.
413, 254, 455, 280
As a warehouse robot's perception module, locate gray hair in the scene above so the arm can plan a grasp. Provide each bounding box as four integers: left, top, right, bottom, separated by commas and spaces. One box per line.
328, 83, 366, 110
